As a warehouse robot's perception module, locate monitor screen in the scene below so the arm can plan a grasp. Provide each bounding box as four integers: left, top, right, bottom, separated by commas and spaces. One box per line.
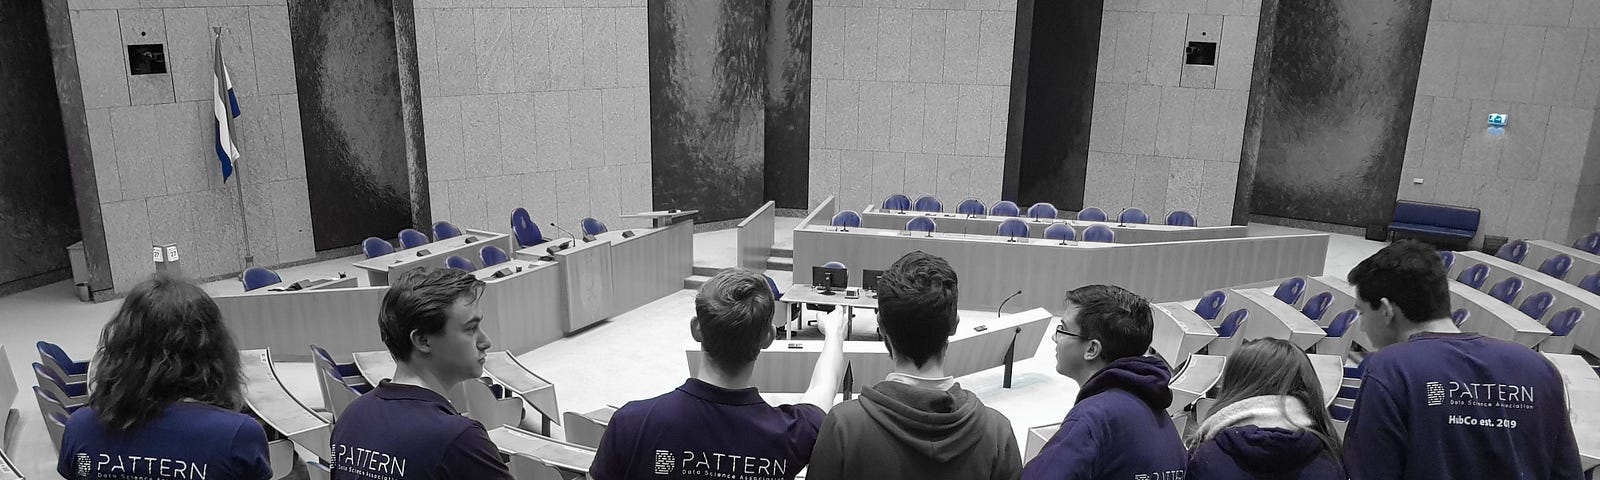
862, 269, 884, 291
812, 266, 849, 290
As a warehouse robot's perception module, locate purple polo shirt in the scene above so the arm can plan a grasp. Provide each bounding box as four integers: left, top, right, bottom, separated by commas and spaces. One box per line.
590, 378, 825, 480
329, 381, 512, 480
58, 403, 272, 480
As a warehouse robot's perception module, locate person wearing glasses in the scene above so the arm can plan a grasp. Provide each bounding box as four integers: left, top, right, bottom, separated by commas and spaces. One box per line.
1022, 285, 1185, 479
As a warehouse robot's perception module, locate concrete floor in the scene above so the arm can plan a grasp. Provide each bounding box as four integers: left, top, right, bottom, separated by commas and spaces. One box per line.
0, 220, 1383, 479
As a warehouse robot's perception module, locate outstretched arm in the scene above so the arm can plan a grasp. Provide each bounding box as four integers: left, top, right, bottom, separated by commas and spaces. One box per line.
799, 309, 849, 412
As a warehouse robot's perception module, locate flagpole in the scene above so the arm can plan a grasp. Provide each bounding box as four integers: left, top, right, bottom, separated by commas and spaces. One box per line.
217, 26, 254, 270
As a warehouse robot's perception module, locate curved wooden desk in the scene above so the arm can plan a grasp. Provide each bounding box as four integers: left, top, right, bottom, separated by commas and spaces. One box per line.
1452, 251, 1598, 353
1169, 354, 1226, 416
1543, 353, 1600, 470
1227, 288, 1326, 350
1525, 240, 1600, 288
352, 229, 513, 286
858, 206, 1248, 243
240, 349, 331, 463
1151, 303, 1219, 363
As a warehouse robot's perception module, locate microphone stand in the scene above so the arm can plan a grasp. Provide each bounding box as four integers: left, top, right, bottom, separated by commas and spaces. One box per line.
997, 290, 1022, 317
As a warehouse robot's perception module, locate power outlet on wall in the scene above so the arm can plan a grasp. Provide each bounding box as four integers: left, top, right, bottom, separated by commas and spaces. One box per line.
1412, 178, 1424, 184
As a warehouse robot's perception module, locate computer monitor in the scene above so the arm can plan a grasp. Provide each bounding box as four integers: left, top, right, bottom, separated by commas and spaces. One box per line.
812, 265, 849, 294
862, 269, 884, 292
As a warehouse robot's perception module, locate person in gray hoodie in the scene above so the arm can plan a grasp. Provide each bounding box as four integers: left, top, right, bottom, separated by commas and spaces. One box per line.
807, 251, 1022, 480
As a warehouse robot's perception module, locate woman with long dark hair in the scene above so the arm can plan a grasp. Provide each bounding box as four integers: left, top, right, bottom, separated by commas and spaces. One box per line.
1185, 337, 1345, 479
57, 274, 271, 480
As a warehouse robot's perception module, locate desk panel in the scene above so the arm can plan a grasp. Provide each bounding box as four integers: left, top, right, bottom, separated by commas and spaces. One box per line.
251, 275, 358, 294
1170, 355, 1226, 415
0, 449, 18, 480
1308, 353, 1343, 408
1024, 424, 1061, 462
1525, 240, 1600, 288
601, 220, 693, 316
860, 207, 1248, 243
1544, 353, 1600, 470
738, 201, 776, 270
473, 260, 566, 352
483, 351, 559, 423
1453, 251, 1600, 354
488, 426, 597, 474
1151, 303, 1219, 363
216, 286, 390, 355
1449, 283, 1551, 348
240, 349, 331, 462
794, 226, 1327, 311
558, 240, 614, 333
1228, 288, 1326, 350
352, 229, 512, 286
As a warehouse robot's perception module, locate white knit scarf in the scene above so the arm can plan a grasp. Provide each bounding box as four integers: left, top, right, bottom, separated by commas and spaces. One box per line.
1187, 395, 1316, 449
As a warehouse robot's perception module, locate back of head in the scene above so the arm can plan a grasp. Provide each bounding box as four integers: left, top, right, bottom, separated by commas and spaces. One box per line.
876, 251, 959, 368
695, 269, 775, 372
1065, 285, 1152, 361
1346, 240, 1450, 323
90, 274, 243, 431
1211, 338, 1342, 455
379, 267, 486, 362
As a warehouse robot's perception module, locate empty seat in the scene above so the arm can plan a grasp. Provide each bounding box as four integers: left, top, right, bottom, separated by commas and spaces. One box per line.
883, 194, 912, 211
432, 221, 463, 240
33, 362, 86, 408
1166, 211, 1196, 227
510, 208, 549, 248
480, 245, 511, 267
998, 219, 1029, 239
914, 195, 943, 213
1301, 292, 1333, 321
956, 199, 987, 215
361, 237, 394, 258
1119, 208, 1148, 224
831, 210, 862, 228
1581, 273, 1600, 296
1456, 264, 1489, 289
1083, 225, 1115, 242
1517, 292, 1555, 321
1537, 254, 1573, 280
1315, 309, 1359, 356
1324, 310, 1358, 337
36, 341, 88, 384
1538, 308, 1584, 354
446, 256, 477, 271
398, 228, 431, 249
1194, 291, 1227, 321
581, 218, 608, 236
1495, 240, 1527, 263
1575, 232, 1600, 254
1044, 224, 1077, 242
242, 267, 282, 292
1027, 202, 1058, 220
990, 201, 1021, 217
1488, 277, 1523, 305
907, 217, 937, 234
1438, 251, 1455, 271
1274, 278, 1307, 305
1078, 207, 1107, 222
1450, 308, 1470, 327
1209, 309, 1249, 356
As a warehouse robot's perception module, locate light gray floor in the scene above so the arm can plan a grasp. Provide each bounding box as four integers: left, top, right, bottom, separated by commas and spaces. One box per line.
0, 221, 1383, 479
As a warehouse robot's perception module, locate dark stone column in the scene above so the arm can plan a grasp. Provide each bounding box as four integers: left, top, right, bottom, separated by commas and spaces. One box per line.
763, 0, 811, 210
1007, 0, 1103, 211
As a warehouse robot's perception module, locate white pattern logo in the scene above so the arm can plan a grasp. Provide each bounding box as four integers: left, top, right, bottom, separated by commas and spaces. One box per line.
1427, 381, 1446, 406
654, 450, 675, 475
76, 453, 91, 478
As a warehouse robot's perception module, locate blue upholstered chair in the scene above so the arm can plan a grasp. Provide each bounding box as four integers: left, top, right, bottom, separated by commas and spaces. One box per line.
990, 201, 1021, 217
34, 362, 87, 405
998, 219, 1029, 239
883, 194, 912, 212
1456, 264, 1489, 289
1575, 232, 1600, 254
1274, 278, 1306, 305
1166, 211, 1196, 227
1450, 308, 1470, 327
1044, 224, 1077, 242
907, 217, 937, 234
1195, 291, 1227, 321
510, 208, 549, 247
1083, 224, 1115, 242
242, 267, 282, 292
1540, 308, 1585, 354
480, 245, 510, 267
914, 195, 943, 213
432, 221, 463, 240
1119, 208, 1148, 224
581, 218, 608, 236
1438, 251, 1455, 272
1316, 309, 1360, 356
831, 210, 862, 228
1325, 310, 1358, 337
398, 229, 431, 249
1027, 202, 1058, 220
1538, 255, 1573, 280
1301, 292, 1333, 321
956, 199, 987, 215
1218, 309, 1248, 338
36, 341, 88, 384
1488, 277, 1523, 305
362, 237, 395, 259
310, 345, 363, 379
1495, 240, 1527, 263
446, 255, 476, 271
1518, 292, 1554, 321
1581, 273, 1600, 296
1078, 207, 1107, 222
1330, 404, 1353, 422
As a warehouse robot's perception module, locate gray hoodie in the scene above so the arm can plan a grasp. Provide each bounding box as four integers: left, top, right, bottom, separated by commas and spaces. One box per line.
806, 381, 1022, 480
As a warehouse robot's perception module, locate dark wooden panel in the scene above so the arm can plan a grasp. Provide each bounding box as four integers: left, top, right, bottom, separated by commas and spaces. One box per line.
0, 0, 79, 292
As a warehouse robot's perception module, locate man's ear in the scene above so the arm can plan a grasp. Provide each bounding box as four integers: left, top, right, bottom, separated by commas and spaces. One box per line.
690, 317, 703, 342
1083, 339, 1102, 362
409, 329, 432, 356
1378, 298, 1399, 325
758, 325, 776, 349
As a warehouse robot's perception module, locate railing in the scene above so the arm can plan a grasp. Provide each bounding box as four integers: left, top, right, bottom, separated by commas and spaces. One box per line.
736, 201, 776, 271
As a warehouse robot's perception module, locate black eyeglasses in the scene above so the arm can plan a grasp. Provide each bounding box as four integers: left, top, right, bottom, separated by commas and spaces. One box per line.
1054, 324, 1083, 340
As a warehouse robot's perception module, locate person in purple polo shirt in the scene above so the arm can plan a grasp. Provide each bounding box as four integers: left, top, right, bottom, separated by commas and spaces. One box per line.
1184, 337, 1345, 479
330, 267, 512, 480
590, 268, 848, 480
58, 274, 272, 480
808, 251, 1022, 480
1343, 240, 1583, 480
1022, 284, 1186, 480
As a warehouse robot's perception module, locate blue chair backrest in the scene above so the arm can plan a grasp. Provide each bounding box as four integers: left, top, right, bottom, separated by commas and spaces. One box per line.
1457, 264, 1489, 289
1078, 207, 1107, 222
362, 237, 394, 258
1518, 292, 1554, 320
990, 201, 1021, 217
956, 199, 987, 215
883, 194, 912, 211
1327, 309, 1358, 337
1575, 232, 1600, 254
907, 217, 937, 233
242, 267, 282, 292
1166, 211, 1196, 226
480, 245, 510, 267
998, 218, 1029, 238
914, 196, 943, 213
1538, 255, 1572, 280
1547, 308, 1583, 336
37, 341, 84, 375
831, 210, 862, 228
1438, 251, 1455, 272
1451, 308, 1470, 327
446, 255, 476, 271
1274, 278, 1306, 305
764, 275, 782, 299
1581, 273, 1600, 295
398, 229, 430, 249
1027, 203, 1058, 220
822, 261, 847, 270
1344, 363, 1365, 380
582, 218, 608, 236
1218, 309, 1248, 337
1044, 223, 1076, 241
1488, 277, 1523, 304
1083, 225, 1115, 242
432, 221, 462, 240
511, 208, 545, 247
1496, 240, 1527, 263
33, 363, 84, 396
1195, 291, 1227, 320
1119, 208, 1148, 224
1301, 292, 1333, 321
1393, 201, 1480, 231
1330, 404, 1353, 421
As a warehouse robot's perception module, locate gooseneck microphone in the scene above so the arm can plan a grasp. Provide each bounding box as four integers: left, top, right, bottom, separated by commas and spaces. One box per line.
549, 222, 581, 242
997, 290, 1022, 317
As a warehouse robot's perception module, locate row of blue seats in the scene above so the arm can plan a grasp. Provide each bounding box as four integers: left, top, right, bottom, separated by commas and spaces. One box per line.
879, 194, 1198, 226
832, 211, 1121, 242
1443, 252, 1586, 344
1192, 279, 1360, 352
